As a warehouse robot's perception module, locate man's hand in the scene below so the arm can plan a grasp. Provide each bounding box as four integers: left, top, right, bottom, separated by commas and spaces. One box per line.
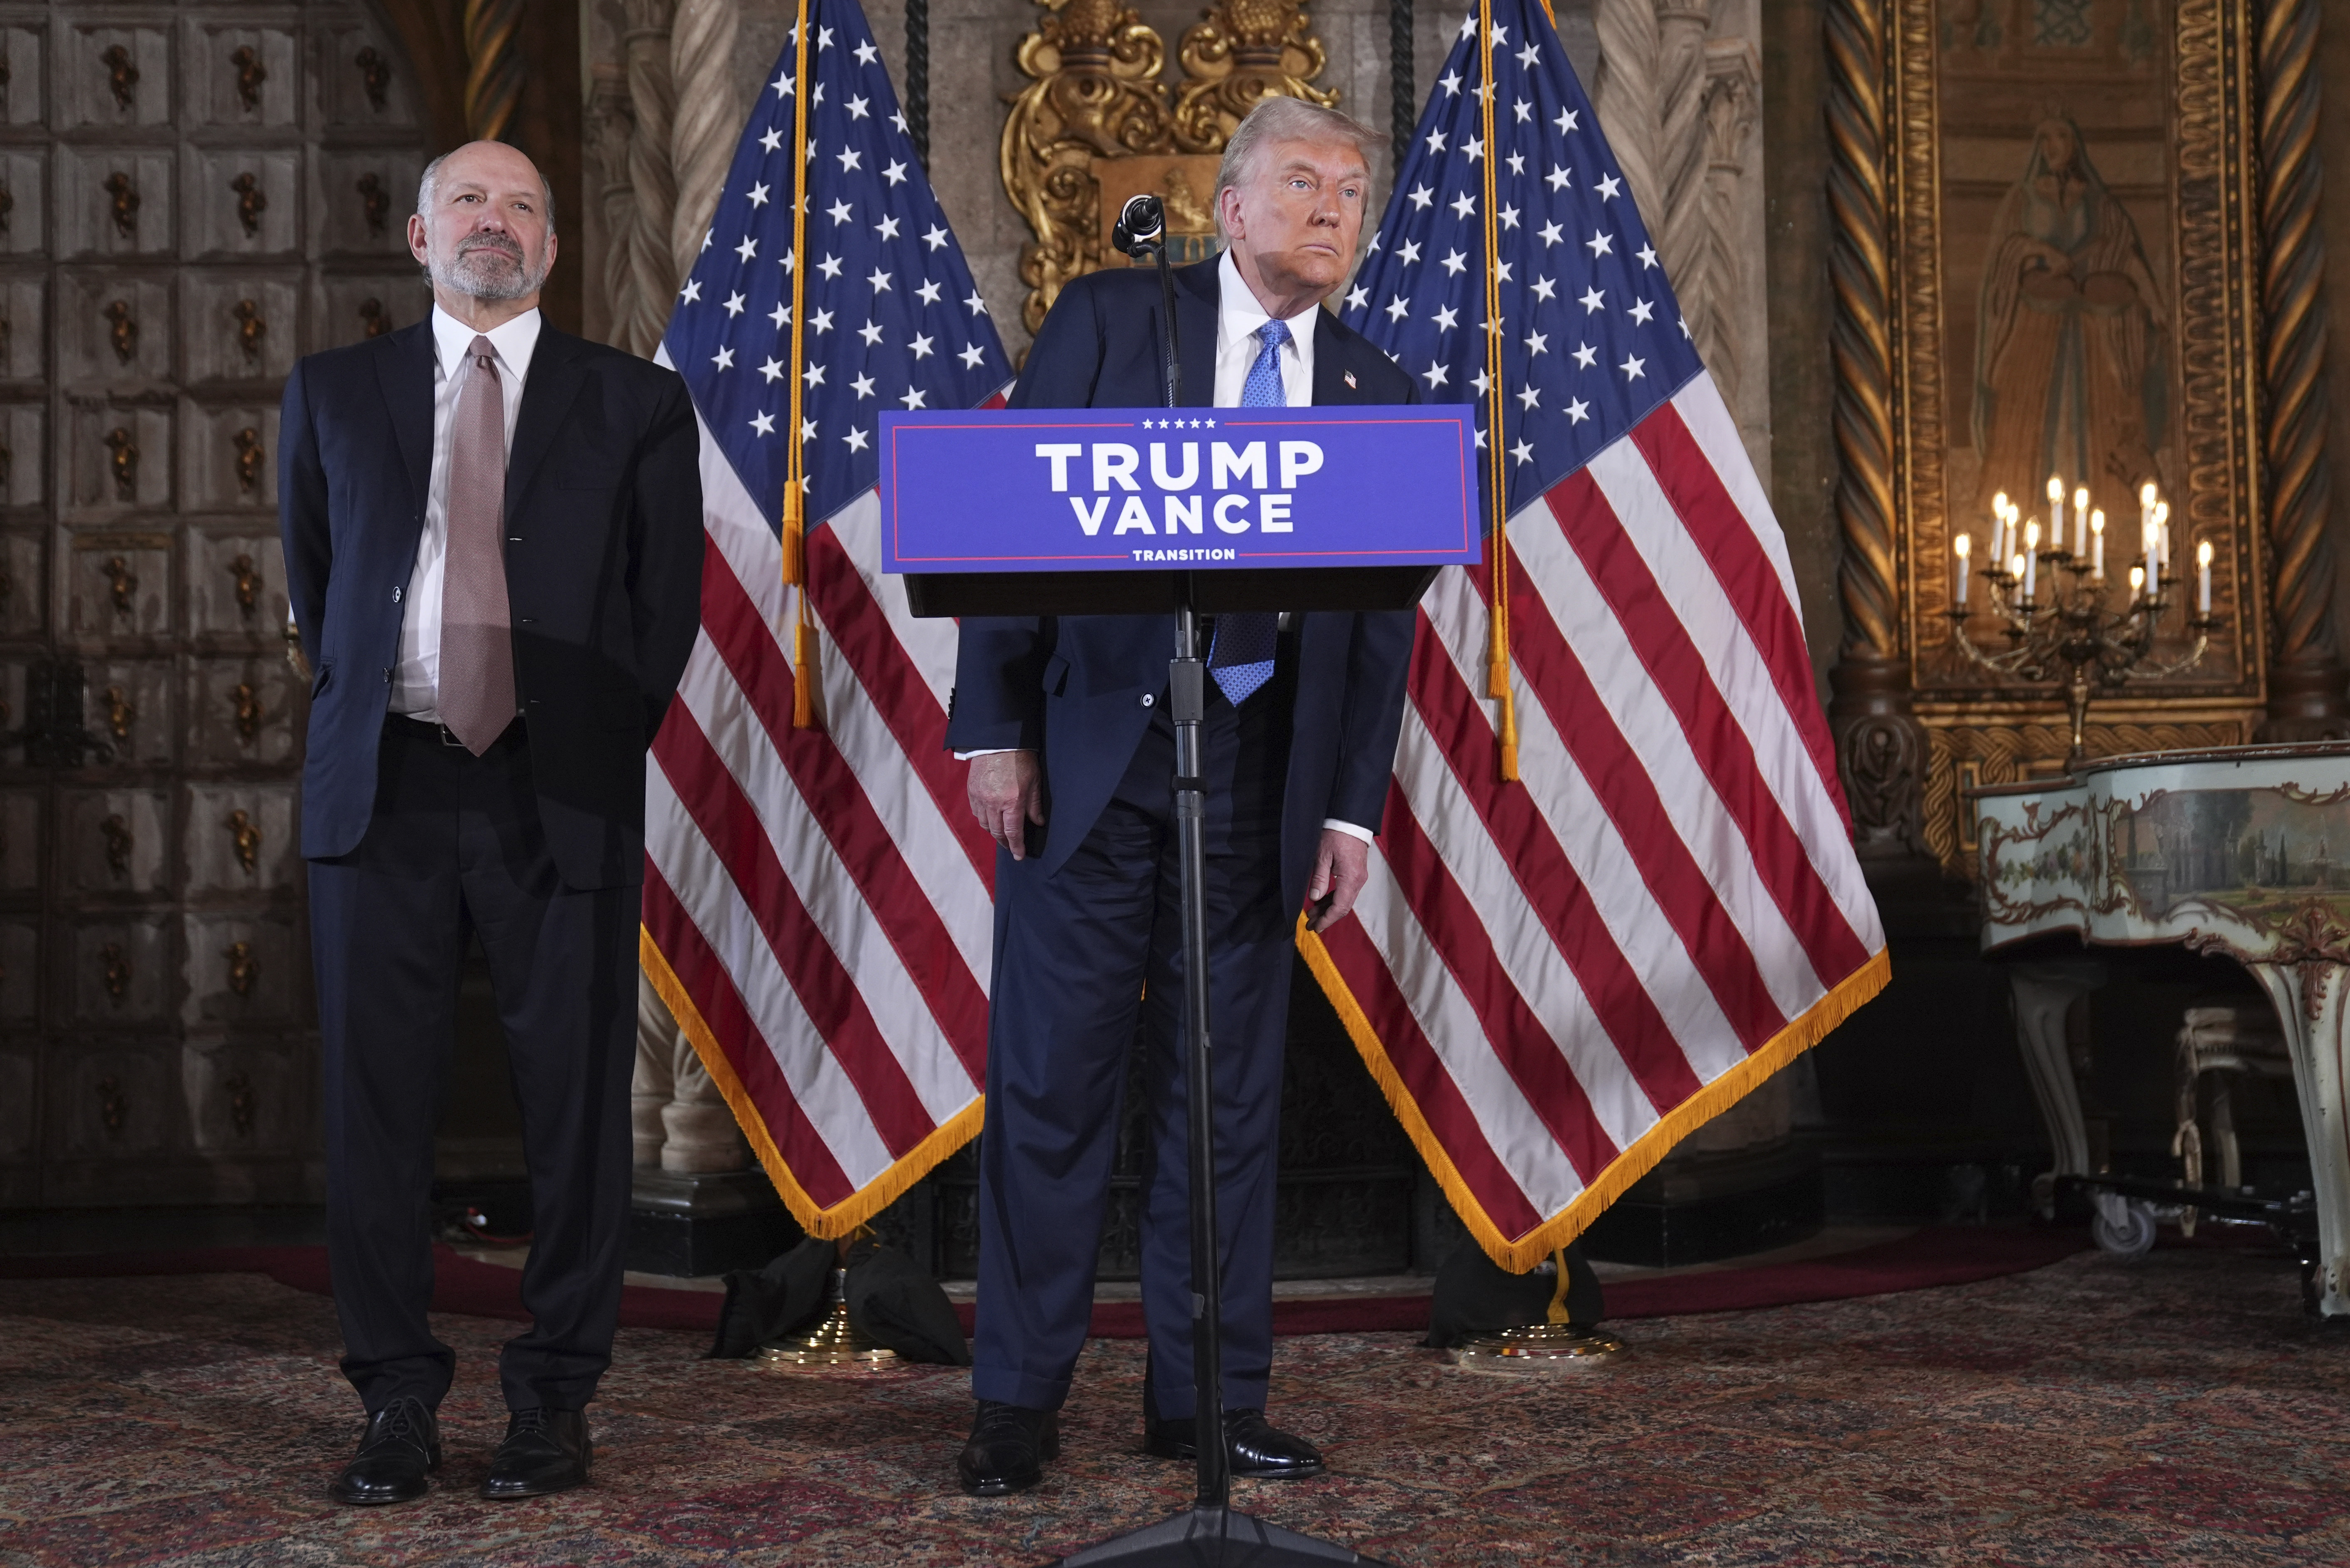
1305, 828, 1370, 933
968, 750, 1045, 860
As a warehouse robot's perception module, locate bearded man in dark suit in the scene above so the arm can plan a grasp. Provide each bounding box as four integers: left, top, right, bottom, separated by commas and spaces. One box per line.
945, 97, 1417, 1496
280, 140, 703, 1506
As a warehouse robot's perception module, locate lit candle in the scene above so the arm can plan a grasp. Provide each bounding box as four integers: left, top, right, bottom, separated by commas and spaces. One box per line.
2089, 509, 2105, 578
2022, 518, 2039, 601
1954, 531, 1972, 605
2015, 552, 2031, 602
2197, 538, 2214, 614
2155, 500, 2171, 570
2139, 480, 2158, 545
2129, 562, 2146, 599
2073, 486, 2090, 556
1990, 492, 2009, 565
2047, 476, 2066, 550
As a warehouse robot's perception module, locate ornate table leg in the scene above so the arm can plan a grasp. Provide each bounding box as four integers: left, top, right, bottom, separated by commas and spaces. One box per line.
2247, 959, 2350, 1316
2008, 962, 2106, 1214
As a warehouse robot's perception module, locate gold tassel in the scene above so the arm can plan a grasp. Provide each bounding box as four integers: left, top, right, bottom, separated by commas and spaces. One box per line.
792, 609, 818, 730
1544, 1246, 1572, 1325
1497, 689, 1519, 782
780, 483, 804, 588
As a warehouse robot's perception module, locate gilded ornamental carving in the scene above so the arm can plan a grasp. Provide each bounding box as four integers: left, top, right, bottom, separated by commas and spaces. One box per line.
1001, 0, 1336, 336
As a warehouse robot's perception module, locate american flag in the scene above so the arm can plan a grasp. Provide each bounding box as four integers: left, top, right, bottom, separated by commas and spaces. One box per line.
1305, 0, 1889, 1268
643, 0, 1010, 1233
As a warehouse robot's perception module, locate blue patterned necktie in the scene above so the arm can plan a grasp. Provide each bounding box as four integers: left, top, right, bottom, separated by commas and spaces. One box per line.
1209, 320, 1290, 706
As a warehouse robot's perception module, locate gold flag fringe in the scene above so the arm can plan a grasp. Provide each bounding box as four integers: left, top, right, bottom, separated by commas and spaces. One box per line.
1298, 924, 1890, 1273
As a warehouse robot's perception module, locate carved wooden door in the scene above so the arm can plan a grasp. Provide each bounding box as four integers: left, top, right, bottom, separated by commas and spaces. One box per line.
0, 4, 427, 1206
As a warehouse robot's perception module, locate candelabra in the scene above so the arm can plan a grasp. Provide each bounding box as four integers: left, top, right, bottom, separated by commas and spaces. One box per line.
1949, 485, 2221, 771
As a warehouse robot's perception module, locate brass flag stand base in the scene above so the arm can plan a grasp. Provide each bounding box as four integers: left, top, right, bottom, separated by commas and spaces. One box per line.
757, 1251, 899, 1370
1450, 1245, 1625, 1373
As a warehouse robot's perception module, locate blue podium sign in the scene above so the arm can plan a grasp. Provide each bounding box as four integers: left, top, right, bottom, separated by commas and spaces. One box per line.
877, 406, 1479, 574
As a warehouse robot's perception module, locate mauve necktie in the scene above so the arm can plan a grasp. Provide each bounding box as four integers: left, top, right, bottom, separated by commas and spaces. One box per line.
1208, 319, 1289, 706
438, 333, 516, 754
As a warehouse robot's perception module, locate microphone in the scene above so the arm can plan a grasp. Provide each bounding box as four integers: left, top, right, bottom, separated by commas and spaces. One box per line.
1112, 193, 1166, 260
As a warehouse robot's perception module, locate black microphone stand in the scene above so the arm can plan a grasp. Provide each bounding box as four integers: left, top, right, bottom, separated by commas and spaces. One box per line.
1057, 201, 1385, 1568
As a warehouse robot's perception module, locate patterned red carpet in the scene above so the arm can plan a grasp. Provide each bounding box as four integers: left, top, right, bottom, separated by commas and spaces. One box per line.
5, 1239, 2347, 1566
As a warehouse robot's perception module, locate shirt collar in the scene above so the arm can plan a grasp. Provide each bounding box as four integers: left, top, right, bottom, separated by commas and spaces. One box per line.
1217, 251, 1319, 354
430, 303, 543, 383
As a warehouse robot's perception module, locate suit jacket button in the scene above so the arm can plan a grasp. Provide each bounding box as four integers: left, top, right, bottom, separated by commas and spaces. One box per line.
1141, 693, 1155, 707
391, 585, 402, 603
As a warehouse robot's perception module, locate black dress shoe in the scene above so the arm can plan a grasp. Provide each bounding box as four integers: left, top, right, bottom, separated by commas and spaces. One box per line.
480, 1408, 592, 1500
1144, 1407, 1325, 1479
957, 1400, 1059, 1496
328, 1397, 442, 1506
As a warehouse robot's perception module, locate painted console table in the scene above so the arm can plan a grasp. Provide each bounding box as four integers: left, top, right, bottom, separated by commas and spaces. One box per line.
1975, 742, 2350, 1316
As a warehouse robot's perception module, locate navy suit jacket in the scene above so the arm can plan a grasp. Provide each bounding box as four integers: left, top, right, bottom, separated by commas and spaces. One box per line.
279, 319, 705, 891
945, 258, 1418, 912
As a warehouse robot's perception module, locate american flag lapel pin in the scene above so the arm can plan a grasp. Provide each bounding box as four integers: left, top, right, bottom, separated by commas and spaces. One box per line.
1344, 370, 1357, 389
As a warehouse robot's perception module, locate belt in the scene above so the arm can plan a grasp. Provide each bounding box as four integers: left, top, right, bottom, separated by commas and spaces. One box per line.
386, 713, 519, 749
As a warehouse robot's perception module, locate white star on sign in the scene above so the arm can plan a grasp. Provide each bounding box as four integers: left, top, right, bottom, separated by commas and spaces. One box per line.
1566, 398, 1590, 424
750, 411, 776, 435
1630, 298, 1655, 325
759, 357, 785, 383
1573, 342, 1597, 369
1620, 355, 1645, 379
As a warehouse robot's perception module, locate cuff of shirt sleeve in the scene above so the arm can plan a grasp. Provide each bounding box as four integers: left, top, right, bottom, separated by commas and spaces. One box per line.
954, 747, 1018, 761
1320, 817, 1375, 845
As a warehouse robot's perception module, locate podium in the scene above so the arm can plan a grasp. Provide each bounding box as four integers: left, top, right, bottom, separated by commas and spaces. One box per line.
880, 335, 1472, 1568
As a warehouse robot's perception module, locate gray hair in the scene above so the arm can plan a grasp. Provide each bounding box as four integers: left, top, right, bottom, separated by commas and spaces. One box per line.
417, 148, 557, 235
1214, 97, 1386, 240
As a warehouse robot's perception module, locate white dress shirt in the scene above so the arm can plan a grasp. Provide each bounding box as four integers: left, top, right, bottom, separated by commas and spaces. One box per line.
392, 305, 543, 722
966, 256, 1372, 847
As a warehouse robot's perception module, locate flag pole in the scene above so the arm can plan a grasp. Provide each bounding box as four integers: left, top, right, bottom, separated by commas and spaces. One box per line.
1477, 0, 1518, 781
783, 0, 819, 728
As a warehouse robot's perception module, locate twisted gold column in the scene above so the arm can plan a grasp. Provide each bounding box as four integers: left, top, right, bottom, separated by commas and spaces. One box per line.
2256, 0, 2350, 738
462, 0, 525, 143
1824, 0, 1924, 859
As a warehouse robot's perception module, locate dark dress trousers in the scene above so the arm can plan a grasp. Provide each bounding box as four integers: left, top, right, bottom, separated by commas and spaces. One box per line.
280, 320, 703, 1414
948, 259, 1417, 1417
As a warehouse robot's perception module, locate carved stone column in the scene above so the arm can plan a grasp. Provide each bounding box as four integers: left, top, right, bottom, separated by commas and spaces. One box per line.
1824, 0, 1927, 865
1591, 0, 1665, 224
1699, 36, 1760, 471
2256, 0, 2350, 739
586, 65, 653, 357
633, 970, 748, 1174
1652, 1, 1712, 307
620, 0, 680, 352
668, 0, 742, 281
